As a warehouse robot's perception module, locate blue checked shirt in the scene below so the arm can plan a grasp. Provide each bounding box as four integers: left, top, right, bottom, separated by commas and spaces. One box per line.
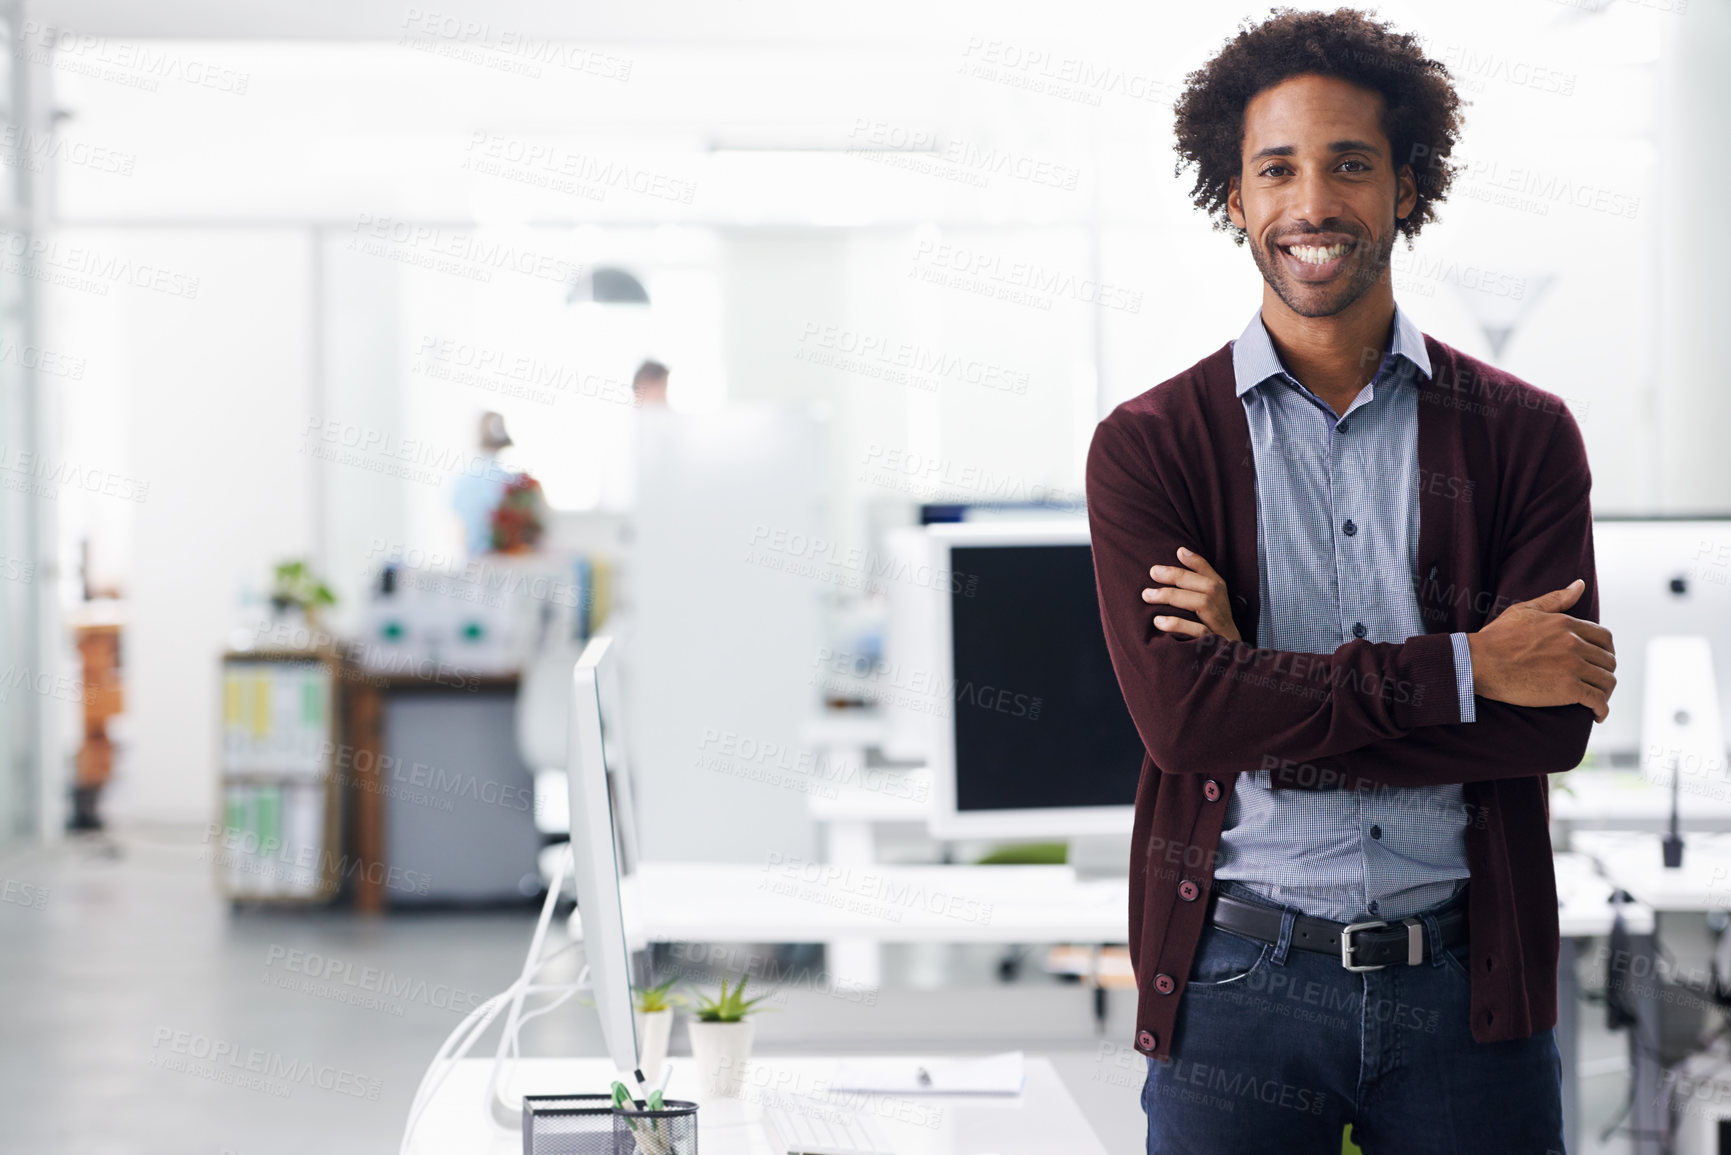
1211, 305, 1475, 922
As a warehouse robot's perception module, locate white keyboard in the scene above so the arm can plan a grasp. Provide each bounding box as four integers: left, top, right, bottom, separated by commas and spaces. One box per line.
762, 1102, 895, 1155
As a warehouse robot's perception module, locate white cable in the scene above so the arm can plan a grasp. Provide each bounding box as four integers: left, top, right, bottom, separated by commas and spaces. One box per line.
485, 842, 583, 1121
399, 946, 584, 1143
412, 980, 519, 1119
508, 987, 582, 1060
401, 951, 588, 1153
399, 845, 586, 1155
399, 992, 510, 1154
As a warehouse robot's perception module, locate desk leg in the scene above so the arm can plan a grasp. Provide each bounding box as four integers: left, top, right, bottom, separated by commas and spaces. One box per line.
347, 682, 386, 915
824, 816, 880, 989
1629, 930, 1662, 1155
1559, 937, 1579, 1155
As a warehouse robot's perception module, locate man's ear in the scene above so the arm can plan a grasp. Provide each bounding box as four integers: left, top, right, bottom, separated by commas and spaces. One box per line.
1394, 163, 1418, 222
1226, 173, 1246, 231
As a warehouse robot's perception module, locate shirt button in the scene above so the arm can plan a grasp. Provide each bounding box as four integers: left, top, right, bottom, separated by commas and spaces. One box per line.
1154, 973, 1176, 995
1178, 880, 1199, 902
1138, 1029, 1157, 1050
1370, 825, 1382, 840
1337, 421, 1349, 434
1368, 900, 1380, 915
1352, 622, 1367, 639
1203, 779, 1222, 802
1342, 519, 1357, 537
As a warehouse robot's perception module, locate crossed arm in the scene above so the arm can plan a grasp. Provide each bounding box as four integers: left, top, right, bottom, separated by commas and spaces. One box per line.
1086, 410, 1613, 790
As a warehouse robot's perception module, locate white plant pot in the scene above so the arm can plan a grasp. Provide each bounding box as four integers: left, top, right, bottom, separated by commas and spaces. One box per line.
686, 1018, 756, 1098
634, 1008, 675, 1086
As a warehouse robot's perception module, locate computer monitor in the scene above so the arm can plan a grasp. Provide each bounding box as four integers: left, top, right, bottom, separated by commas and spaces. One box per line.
567, 636, 641, 1079
926, 521, 1144, 839
1589, 517, 1731, 760
920, 516, 1731, 837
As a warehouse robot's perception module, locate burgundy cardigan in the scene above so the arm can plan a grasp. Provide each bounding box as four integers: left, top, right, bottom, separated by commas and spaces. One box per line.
1085, 334, 1597, 1063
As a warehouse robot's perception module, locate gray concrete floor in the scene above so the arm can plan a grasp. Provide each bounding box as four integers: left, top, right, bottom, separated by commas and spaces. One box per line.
0, 827, 1643, 1154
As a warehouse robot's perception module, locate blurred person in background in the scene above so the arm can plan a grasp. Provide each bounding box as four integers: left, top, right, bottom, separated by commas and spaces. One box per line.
451, 410, 520, 556
632, 359, 670, 408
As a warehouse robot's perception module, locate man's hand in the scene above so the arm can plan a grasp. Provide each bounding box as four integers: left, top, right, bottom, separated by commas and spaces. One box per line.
1143, 548, 1242, 642
1468, 578, 1617, 722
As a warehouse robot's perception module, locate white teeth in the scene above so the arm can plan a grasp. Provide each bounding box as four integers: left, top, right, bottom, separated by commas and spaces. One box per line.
1285, 242, 1350, 264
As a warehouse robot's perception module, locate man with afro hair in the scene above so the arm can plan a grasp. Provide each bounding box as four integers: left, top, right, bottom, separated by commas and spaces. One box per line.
1085, 9, 1613, 1152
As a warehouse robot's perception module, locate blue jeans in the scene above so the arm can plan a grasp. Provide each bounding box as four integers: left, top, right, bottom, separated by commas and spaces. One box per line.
1142, 882, 1564, 1154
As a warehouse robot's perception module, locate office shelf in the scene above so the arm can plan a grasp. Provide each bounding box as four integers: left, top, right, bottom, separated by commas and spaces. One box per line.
214, 647, 345, 904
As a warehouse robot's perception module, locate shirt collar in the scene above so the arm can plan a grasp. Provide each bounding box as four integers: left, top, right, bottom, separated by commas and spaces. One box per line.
1231, 303, 1431, 398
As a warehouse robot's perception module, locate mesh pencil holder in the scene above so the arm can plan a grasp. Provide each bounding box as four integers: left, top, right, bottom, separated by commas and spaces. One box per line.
611, 1098, 699, 1155
522, 1094, 618, 1155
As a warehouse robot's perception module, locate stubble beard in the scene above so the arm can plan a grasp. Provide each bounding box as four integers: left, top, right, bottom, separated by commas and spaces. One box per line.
1248, 222, 1396, 319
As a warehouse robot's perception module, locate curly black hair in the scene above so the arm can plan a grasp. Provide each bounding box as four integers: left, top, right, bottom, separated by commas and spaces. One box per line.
1173, 8, 1465, 245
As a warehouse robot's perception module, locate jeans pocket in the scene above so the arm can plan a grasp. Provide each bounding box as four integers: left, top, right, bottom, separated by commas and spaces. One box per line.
1186, 924, 1273, 988
1439, 938, 1474, 981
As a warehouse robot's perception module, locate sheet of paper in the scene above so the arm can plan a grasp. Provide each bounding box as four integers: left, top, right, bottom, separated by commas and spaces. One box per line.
829, 1051, 1024, 1095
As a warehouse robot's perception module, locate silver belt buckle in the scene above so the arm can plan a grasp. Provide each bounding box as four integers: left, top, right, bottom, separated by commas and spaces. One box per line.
1339, 919, 1389, 972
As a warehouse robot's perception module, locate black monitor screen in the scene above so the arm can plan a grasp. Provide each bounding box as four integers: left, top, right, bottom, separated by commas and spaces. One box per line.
949, 543, 1146, 813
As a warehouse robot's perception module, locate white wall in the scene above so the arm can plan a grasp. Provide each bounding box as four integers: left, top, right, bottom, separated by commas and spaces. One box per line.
45, 15, 1680, 521
318, 231, 406, 624
1657, 0, 1731, 512
50, 229, 313, 823
35, 4, 1714, 825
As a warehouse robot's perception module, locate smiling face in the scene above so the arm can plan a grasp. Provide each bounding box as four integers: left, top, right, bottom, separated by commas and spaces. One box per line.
1227, 73, 1417, 320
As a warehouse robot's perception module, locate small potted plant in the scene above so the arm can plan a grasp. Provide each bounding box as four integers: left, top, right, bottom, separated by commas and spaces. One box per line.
686, 975, 773, 1098
269, 559, 336, 631
632, 976, 684, 1086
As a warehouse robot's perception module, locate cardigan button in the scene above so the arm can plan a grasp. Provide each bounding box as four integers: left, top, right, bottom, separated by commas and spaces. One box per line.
1178, 880, 1199, 902
1154, 973, 1176, 995
1203, 779, 1222, 802
1138, 1029, 1157, 1050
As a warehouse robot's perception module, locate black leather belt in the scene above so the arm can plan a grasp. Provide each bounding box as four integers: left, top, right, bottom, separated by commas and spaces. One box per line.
1207, 889, 1469, 971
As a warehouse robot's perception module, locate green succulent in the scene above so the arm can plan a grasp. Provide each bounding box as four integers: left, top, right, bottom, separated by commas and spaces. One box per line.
632, 976, 686, 1014
693, 975, 774, 1023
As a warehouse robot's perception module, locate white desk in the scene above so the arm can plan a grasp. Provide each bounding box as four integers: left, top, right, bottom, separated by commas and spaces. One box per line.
1569, 829, 1731, 912
407, 1055, 1107, 1155
1553, 768, 1731, 836
601, 861, 1131, 1035
615, 862, 1128, 951
616, 857, 1643, 947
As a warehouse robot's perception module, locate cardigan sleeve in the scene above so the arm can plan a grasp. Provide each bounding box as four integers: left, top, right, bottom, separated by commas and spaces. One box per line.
1086, 410, 1465, 780
1273, 405, 1599, 789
